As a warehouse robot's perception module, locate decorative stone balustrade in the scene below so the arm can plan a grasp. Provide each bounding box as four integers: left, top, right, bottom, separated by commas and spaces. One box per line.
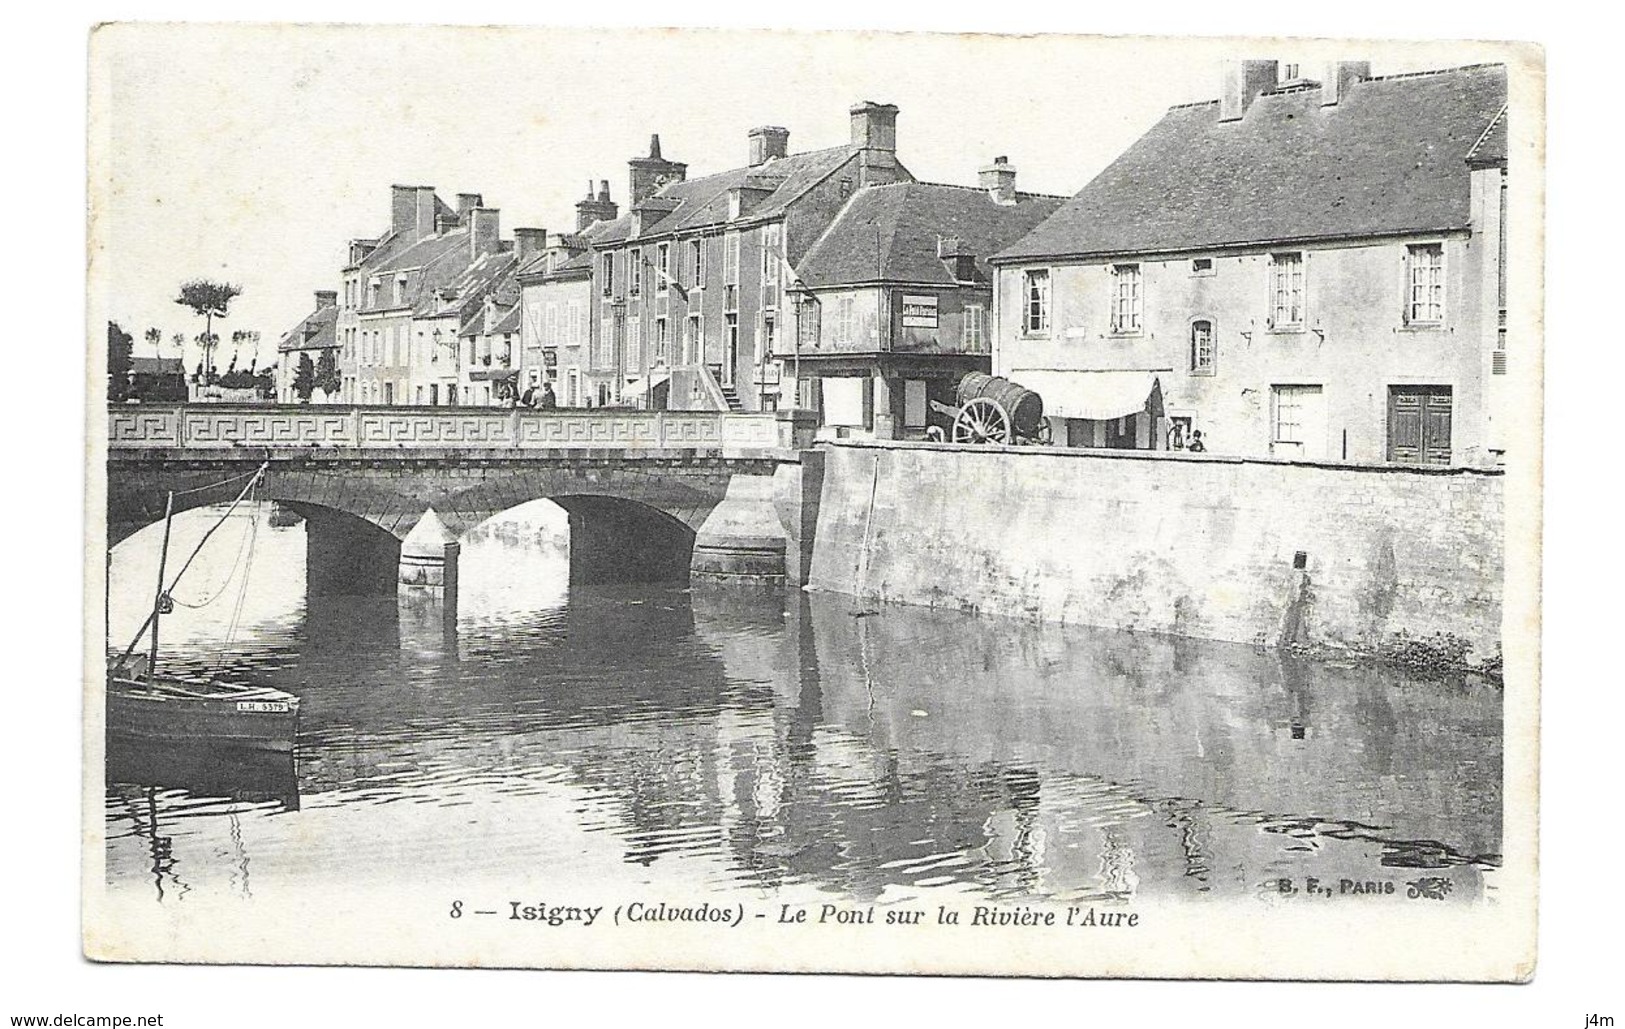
108, 404, 817, 454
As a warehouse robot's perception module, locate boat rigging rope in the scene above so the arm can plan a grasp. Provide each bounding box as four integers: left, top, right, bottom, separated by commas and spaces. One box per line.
114, 463, 269, 666
214, 475, 262, 672
168, 499, 257, 609
171, 467, 262, 498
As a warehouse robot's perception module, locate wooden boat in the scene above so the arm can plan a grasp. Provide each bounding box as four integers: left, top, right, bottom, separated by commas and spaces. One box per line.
106, 462, 301, 754
107, 671, 300, 753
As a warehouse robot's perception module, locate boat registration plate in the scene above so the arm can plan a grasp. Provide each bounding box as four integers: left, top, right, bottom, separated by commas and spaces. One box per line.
237, 701, 291, 713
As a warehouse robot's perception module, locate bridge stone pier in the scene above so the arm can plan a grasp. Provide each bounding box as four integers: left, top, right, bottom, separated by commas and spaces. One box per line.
107, 405, 823, 611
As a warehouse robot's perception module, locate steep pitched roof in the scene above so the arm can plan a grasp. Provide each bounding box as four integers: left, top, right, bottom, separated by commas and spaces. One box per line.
276, 299, 339, 352
413, 248, 517, 318
996, 63, 1508, 262
590, 145, 865, 245
488, 304, 522, 335
1467, 103, 1508, 167
795, 182, 1066, 288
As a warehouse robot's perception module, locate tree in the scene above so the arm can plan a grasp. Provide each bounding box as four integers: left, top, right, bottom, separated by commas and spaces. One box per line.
255, 364, 277, 400
195, 332, 220, 383
108, 322, 133, 402
176, 280, 243, 381
143, 327, 161, 351
292, 352, 317, 403
315, 348, 341, 398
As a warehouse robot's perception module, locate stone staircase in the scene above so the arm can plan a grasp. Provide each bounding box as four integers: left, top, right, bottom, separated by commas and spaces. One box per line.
718, 384, 744, 412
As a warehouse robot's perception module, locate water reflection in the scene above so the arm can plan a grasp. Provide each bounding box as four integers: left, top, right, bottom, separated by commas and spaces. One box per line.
104, 505, 1501, 907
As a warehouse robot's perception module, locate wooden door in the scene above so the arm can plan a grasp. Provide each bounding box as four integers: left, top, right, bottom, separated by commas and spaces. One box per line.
1387, 386, 1452, 465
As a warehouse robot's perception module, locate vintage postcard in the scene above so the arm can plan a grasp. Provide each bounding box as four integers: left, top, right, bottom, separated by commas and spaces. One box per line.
83, 23, 1543, 980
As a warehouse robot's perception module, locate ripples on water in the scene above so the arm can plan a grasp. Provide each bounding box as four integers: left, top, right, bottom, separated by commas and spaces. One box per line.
104, 504, 1502, 907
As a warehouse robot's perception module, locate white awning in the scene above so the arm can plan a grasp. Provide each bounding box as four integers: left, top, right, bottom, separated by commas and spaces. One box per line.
624, 369, 672, 400
1012, 369, 1165, 421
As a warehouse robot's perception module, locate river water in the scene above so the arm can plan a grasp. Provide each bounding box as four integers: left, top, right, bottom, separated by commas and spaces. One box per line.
103, 503, 1502, 909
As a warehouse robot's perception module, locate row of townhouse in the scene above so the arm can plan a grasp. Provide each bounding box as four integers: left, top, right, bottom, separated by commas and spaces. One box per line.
277, 58, 1511, 467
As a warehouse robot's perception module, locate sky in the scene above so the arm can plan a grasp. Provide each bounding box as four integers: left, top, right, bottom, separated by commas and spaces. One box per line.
87, 25, 1513, 373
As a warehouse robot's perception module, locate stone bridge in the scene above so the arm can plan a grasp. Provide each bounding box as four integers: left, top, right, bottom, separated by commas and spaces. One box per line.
107, 404, 824, 597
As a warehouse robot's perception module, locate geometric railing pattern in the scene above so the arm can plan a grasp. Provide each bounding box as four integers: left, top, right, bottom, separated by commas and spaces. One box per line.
108, 404, 813, 453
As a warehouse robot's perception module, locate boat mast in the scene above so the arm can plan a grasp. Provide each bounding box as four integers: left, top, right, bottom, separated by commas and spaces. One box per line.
147, 490, 175, 681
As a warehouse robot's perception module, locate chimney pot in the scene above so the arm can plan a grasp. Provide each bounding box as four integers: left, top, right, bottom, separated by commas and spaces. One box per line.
979, 156, 1018, 204
1220, 60, 1279, 122
577, 181, 618, 230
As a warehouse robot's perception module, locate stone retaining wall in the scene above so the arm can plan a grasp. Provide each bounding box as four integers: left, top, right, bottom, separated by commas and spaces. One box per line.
807, 441, 1503, 660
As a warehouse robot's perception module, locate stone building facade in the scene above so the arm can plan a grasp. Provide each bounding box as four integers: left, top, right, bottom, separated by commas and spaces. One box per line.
583, 103, 913, 412
787, 160, 1064, 438
275, 289, 339, 403
991, 61, 1510, 467
336, 185, 538, 406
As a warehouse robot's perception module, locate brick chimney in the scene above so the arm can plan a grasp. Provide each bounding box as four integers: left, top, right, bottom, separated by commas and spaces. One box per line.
850, 101, 900, 187
513, 227, 548, 264
470, 207, 500, 258
315, 290, 337, 309
576, 180, 619, 231
979, 156, 1017, 205
629, 134, 687, 206
457, 193, 484, 222
1219, 60, 1279, 122
391, 184, 440, 240
1321, 61, 1371, 107
749, 126, 790, 166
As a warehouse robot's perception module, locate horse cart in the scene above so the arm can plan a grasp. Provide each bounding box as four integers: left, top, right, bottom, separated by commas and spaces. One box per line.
927, 372, 1052, 445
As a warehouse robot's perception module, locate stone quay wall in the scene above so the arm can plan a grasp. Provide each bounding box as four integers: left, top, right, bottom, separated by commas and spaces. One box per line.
806, 441, 1503, 661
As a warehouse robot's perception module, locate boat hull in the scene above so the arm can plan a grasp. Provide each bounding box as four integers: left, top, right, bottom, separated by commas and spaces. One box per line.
106, 675, 300, 754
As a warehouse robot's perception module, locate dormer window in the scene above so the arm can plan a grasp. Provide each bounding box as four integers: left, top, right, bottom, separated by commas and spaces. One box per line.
394, 275, 408, 306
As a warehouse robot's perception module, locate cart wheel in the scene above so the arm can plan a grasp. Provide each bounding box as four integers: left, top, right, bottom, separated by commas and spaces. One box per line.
953, 397, 1012, 444
1032, 419, 1054, 445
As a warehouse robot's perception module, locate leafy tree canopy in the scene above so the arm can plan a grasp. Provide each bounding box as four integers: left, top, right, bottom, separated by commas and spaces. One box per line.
292, 352, 318, 402
315, 349, 341, 396
175, 280, 243, 320
108, 321, 133, 402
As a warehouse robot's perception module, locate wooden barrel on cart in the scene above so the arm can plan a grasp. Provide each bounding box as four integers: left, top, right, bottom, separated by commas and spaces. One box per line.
954, 373, 1045, 438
